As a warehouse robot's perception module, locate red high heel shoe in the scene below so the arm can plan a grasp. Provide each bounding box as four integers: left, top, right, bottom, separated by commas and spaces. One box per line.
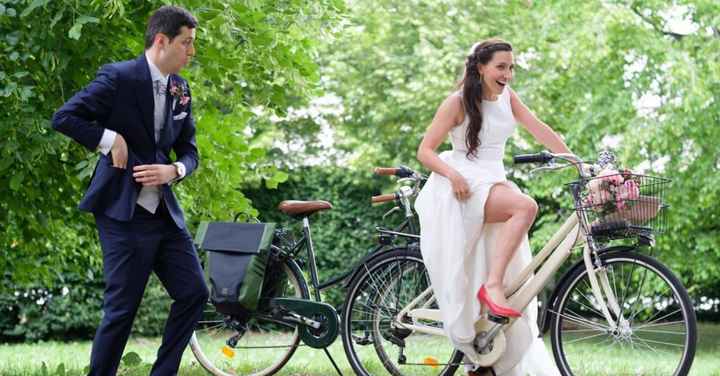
477, 285, 521, 318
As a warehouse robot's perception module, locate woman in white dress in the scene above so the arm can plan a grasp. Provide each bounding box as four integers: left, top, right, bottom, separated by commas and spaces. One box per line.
414, 39, 571, 376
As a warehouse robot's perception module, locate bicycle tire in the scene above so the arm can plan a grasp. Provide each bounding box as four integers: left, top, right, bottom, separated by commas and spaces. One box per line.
190, 258, 309, 376
549, 251, 697, 376
341, 247, 465, 376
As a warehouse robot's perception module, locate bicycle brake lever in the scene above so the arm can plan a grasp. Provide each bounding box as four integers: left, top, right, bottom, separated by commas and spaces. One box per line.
397, 177, 415, 185
529, 163, 572, 176
383, 206, 401, 220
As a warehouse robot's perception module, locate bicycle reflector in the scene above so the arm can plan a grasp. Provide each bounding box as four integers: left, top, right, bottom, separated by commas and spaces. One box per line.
222, 345, 236, 359
423, 356, 440, 369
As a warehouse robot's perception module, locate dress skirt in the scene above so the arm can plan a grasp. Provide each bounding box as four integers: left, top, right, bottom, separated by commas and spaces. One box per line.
415, 150, 559, 376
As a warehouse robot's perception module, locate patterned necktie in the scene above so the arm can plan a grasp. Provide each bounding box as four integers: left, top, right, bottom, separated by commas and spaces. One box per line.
154, 80, 167, 96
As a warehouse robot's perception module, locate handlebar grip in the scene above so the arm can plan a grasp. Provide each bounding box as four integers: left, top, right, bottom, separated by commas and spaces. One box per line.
373, 166, 415, 178
371, 193, 398, 204
513, 151, 553, 164
374, 167, 399, 176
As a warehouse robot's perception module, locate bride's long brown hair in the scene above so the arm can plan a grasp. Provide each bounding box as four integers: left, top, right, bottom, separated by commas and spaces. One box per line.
458, 39, 513, 159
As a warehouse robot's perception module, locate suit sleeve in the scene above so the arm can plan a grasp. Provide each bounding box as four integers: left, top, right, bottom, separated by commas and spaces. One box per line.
172, 83, 199, 181
52, 64, 118, 151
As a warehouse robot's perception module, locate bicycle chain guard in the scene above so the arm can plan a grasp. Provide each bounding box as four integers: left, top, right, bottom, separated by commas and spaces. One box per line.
269, 298, 339, 349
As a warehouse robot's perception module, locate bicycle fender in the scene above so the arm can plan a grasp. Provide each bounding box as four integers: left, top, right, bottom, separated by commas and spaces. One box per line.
539, 245, 637, 335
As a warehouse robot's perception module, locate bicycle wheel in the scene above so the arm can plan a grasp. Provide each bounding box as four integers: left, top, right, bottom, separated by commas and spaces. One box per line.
342, 248, 464, 376
550, 251, 697, 376
190, 259, 309, 376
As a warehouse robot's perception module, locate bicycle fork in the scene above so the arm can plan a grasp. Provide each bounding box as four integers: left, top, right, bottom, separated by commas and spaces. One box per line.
582, 242, 625, 331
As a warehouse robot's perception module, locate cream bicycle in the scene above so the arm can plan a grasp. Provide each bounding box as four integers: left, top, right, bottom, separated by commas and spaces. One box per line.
341, 151, 697, 376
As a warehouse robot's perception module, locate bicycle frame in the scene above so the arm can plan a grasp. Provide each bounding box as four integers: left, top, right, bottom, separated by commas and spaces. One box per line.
276, 204, 419, 298
402, 211, 625, 338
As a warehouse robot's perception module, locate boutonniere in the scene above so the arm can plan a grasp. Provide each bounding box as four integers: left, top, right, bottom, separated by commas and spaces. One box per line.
169, 79, 190, 109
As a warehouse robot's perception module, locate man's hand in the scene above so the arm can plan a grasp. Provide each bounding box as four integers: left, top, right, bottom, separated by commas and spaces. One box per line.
133, 164, 178, 186
111, 134, 128, 169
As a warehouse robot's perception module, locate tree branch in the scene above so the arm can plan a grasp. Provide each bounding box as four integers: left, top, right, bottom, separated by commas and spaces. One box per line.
629, 6, 686, 41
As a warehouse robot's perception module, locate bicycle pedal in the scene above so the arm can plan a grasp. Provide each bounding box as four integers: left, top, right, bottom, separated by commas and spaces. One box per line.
487, 313, 509, 325
352, 334, 373, 345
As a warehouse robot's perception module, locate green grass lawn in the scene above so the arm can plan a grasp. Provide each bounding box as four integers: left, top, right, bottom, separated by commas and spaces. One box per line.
1, 323, 718, 375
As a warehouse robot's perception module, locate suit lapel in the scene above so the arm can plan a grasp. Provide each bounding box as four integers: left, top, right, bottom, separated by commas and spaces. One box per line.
134, 55, 156, 144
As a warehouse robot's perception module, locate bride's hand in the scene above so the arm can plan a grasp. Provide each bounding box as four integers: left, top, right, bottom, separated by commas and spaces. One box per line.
448, 171, 471, 201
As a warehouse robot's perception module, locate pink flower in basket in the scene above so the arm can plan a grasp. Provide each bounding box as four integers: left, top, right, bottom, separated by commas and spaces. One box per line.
618, 180, 640, 200
587, 168, 621, 206
615, 179, 640, 211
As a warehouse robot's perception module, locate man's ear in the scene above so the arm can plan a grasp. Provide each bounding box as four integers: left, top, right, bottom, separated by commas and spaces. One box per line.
154, 33, 169, 48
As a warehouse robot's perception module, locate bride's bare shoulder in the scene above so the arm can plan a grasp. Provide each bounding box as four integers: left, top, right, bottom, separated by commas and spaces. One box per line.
438, 92, 465, 127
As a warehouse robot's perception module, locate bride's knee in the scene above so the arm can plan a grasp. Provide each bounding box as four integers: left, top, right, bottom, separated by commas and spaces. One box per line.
516, 196, 538, 221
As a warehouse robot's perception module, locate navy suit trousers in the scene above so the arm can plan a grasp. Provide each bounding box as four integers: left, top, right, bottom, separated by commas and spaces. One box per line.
89, 203, 209, 376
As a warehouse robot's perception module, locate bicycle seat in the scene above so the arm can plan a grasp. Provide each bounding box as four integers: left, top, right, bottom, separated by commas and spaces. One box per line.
278, 200, 333, 216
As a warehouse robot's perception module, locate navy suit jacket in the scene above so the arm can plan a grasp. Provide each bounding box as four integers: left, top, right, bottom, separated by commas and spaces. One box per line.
52, 55, 198, 229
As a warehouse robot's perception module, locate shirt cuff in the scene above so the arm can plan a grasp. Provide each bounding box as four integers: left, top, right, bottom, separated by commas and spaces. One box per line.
97, 129, 117, 155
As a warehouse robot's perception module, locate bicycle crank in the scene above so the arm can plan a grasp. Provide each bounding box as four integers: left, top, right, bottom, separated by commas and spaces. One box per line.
471, 319, 507, 367
269, 298, 339, 349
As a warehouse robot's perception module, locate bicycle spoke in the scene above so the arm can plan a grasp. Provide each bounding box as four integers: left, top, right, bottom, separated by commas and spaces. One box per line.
362, 263, 403, 314
575, 279, 610, 320
633, 328, 686, 335
625, 260, 651, 323
632, 336, 686, 349
633, 316, 684, 331
618, 260, 635, 319
564, 331, 608, 344
551, 308, 609, 331
562, 328, 606, 333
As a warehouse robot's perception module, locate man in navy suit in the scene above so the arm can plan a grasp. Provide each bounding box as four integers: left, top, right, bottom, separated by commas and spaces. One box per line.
52, 6, 209, 375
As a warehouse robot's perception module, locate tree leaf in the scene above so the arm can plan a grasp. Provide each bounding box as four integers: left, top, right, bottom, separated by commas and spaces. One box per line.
68, 15, 100, 40
68, 23, 83, 40
20, 0, 50, 18
9, 172, 25, 191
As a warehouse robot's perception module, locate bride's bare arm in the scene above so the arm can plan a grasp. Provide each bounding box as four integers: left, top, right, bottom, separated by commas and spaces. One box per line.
417, 94, 471, 200
509, 88, 571, 154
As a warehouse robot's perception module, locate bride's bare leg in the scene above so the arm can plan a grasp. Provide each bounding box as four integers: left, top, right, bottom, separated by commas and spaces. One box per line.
482, 183, 538, 308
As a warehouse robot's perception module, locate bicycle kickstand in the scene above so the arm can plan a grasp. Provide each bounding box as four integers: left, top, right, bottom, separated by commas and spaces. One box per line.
323, 347, 344, 375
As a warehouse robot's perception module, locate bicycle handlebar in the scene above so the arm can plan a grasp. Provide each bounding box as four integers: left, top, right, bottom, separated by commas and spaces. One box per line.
371, 193, 398, 204
513, 151, 554, 164
373, 166, 415, 178
513, 151, 591, 179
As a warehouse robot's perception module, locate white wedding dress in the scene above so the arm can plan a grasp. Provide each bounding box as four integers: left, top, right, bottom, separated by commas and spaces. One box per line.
414, 87, 560, 376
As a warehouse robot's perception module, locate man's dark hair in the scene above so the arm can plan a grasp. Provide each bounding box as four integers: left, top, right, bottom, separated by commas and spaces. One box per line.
144, 6, 197, 49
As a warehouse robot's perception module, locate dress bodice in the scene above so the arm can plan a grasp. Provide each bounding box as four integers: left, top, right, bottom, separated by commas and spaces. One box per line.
449, 86, 517, 161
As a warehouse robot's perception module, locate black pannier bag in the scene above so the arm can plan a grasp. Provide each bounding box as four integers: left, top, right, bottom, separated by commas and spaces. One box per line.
194, 221, 276, 314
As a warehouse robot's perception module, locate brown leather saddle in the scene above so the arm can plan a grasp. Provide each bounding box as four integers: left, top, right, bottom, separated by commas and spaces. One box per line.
277, 200, 333, 217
